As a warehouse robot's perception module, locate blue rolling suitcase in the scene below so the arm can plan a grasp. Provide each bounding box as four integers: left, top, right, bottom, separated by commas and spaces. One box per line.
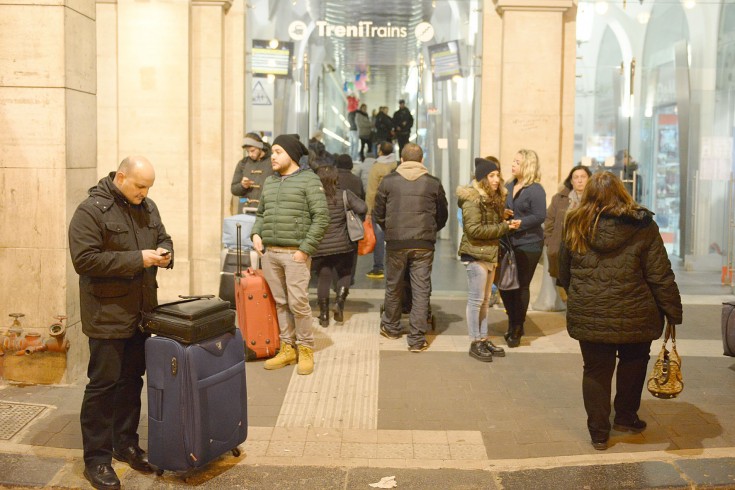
145, 329, 248, 475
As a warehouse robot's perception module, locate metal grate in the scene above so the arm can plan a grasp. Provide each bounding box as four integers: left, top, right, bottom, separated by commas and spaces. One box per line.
0, 402, 47, 440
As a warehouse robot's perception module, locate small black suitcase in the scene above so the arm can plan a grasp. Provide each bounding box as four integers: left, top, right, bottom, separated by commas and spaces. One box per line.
219, 248, 250, 309
722, 301, 735, 357
141, 296, 235, 344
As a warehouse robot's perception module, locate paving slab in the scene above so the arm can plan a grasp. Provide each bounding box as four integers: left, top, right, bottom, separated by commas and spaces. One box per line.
674, 457, 735, 488
0, 452, 66, 487
496, 461, 688, 490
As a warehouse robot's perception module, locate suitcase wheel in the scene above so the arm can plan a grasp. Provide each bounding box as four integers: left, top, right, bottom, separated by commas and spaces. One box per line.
155, 469, 164, 477
232, 447, 241, 457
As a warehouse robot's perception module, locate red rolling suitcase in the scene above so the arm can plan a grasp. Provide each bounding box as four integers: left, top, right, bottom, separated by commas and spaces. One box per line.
234, 223, 280, 361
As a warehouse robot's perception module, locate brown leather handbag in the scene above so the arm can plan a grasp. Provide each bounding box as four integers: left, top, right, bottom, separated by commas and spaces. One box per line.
647, 322, 683, 399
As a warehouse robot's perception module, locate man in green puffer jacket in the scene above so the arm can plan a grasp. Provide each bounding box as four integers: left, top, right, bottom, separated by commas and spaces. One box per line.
251, 134, 329, 376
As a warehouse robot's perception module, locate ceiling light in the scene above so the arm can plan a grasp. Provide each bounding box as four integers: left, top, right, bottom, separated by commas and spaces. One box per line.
684, 0, 696, 9
594, 1, 608, 15
266, 74, 276, 83
637, 11, 650, 24
268, 39, 279, 49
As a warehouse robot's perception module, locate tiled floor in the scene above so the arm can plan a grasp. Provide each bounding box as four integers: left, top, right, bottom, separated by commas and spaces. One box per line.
1, 250, 734, 488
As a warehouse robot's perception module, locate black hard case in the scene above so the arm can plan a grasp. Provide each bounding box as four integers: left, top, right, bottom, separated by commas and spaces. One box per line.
141, 297, 236, 344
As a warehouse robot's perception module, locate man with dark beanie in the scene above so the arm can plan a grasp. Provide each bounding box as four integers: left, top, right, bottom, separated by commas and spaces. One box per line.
251, 134, 329, 375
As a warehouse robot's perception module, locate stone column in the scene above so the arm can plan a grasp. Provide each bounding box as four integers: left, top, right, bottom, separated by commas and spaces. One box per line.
0, 0, 96, 382
485, 0, 576, 196
114, 0, 192, 294
191, 0, 232, 294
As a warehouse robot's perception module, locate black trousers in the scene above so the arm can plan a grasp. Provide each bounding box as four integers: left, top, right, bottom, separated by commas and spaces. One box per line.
312, 251, 355, 300
578, 340, 651, 442
498, 242, 542, 329
396, 134, 409, 157
382, 248, 433, 348
359, 138, 372, 160
81, 329, 148, 466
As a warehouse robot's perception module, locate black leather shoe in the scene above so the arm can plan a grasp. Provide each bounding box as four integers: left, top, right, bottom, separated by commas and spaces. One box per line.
591, 440, 608, 451
469, 341, 493, 362
112, 445, 153, 473
613, 419, 647, 433
483, 339, 505, 357
83, 463, 120, 490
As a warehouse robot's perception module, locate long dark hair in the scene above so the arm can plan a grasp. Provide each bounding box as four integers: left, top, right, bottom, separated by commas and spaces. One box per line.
476, 155, 506, 215
315, 165, 338, 203
564, 172, 640, 254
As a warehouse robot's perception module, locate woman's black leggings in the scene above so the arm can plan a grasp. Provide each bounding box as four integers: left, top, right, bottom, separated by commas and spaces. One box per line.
311, 251, 355, 300
499, 242, 543, 329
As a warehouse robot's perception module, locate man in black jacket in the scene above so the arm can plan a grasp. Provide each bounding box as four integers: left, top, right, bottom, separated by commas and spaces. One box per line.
392, 99, 414, 156
69, 156, 173, 490
373, 143, 448, 352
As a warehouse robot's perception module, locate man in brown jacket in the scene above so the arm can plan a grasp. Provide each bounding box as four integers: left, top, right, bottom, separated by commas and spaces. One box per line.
69, 156, 173, 490
364, 141, 397, 278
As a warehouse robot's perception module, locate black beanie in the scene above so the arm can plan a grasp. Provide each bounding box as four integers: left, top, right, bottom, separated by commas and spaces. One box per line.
335, 154, 353, 170
475, 157, 499, 182
273, 134, 308, 163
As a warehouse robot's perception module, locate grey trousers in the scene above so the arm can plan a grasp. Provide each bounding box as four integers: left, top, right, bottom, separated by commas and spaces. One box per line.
261, 249, 314, 348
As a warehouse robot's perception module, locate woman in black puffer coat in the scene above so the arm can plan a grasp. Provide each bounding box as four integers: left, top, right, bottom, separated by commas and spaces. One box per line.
558, 171, 682, 451
312, 165, 367, 327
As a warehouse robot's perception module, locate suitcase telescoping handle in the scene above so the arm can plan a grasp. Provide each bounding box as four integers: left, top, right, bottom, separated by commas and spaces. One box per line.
236, 223, 242, 275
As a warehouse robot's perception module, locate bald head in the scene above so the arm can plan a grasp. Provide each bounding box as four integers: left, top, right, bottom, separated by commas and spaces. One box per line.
114, 155, 155, 204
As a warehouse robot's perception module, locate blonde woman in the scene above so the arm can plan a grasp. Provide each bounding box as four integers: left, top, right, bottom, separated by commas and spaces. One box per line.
457, 157, 520, 361
501, 149, 546, 347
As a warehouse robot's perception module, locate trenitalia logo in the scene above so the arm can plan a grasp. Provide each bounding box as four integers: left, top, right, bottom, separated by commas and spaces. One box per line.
316, 21, 408, 38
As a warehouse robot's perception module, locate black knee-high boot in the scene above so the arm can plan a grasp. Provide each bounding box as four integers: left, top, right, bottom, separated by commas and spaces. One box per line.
318, 298, 329, 327
333, 287, 348, 323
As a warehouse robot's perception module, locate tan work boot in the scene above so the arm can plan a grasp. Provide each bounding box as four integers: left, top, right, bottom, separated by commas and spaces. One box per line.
297, 345, 314, 375
264, 343, 297, 370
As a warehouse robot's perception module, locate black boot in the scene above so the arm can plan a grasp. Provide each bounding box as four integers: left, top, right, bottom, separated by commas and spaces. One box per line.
333, 287, 348, 323
318, 298, 329, 327
469, 340, 493, 362
506, 324, 522, 348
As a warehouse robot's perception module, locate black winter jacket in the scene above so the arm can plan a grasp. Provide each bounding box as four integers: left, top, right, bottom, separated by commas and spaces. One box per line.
69, 173, 174, 339
338, 169, 365, 200
373, 161, 448, 250
313, 190, 367, 258
558, 209, 682, 344
230, 146, 273, 206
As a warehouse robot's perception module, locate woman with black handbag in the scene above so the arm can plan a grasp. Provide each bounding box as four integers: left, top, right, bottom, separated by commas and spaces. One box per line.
501, 149, 547, 347
457, 157, 520, 362
558, 172, 682, 451
311, 165, 367, 327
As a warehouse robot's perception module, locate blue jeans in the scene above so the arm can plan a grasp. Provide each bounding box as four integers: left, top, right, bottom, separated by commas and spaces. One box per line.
373, 222, 385, 270
349, 130, 359, 161
464, 261, 496, 341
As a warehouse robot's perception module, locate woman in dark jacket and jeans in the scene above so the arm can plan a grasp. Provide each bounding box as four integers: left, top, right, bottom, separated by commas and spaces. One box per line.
501, 149, 546, 347
312, 165, 367, 327
558, 172, 682, 451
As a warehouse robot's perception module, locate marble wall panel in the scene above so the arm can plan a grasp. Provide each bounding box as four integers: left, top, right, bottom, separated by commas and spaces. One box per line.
0, 6, 64, 87
0, 248, 66, 334
66, 89, 97, 170
96, 2, 118, 178
64, 6, 96, 94
0, 168, 67, 249
0, 87, 66, 169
